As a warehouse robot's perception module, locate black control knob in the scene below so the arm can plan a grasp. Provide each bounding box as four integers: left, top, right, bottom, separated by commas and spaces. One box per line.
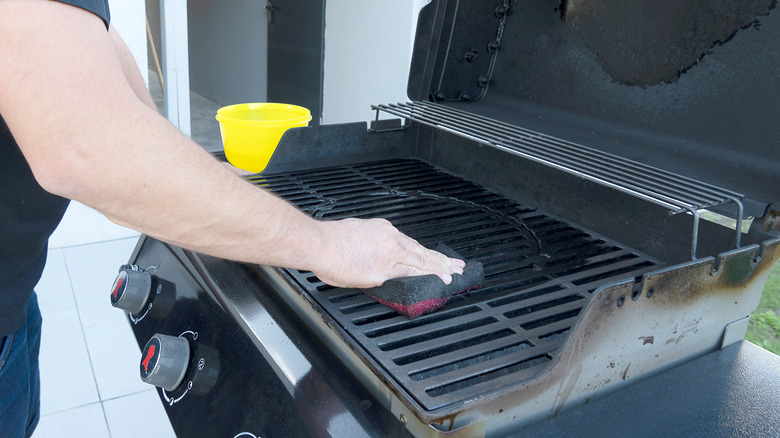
110, 268, 152, 314
140, 334, 190, 391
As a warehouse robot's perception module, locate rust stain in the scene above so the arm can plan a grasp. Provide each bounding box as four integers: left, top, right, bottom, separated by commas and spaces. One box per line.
641, 242, 780, 308
435, 411, 460, 432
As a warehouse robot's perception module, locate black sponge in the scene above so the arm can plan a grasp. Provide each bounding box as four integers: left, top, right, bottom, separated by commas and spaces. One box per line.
362, 244, 484, 319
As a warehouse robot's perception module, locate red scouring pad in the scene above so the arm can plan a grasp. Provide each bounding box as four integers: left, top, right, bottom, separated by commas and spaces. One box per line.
362, 244, 484, 319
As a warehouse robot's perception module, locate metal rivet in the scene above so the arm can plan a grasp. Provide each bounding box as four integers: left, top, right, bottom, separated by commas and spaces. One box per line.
617, 296, 626, 307
647, 288, 655, 298
400, 414, 407, 425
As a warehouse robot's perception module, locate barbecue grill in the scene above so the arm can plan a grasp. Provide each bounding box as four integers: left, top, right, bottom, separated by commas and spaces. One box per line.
112, 1, 779, 436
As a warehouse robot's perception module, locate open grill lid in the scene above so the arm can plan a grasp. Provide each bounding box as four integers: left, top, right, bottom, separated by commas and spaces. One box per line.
396, 0, 779, 219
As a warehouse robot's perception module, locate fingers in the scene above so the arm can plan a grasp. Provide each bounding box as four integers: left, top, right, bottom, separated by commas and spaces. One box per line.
389, 262, 453, 285
393, 233, 465, 285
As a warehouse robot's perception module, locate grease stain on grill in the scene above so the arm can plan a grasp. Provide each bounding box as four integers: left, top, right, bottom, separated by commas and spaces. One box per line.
425, 354, 553, 398
395, 328, 517, 366
488, 284, 566, 308
377, 317, 500, 352
521, 308, 583, 331
563, 0, 777, 86
253, 158, 661, 411
408, 340, 533, 381
503, 293, 586, 319
538, 328, 570, 342
363, 306, 482, 337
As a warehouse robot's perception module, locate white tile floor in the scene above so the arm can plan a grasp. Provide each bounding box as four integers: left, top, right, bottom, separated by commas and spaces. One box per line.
32, 202, 176, 437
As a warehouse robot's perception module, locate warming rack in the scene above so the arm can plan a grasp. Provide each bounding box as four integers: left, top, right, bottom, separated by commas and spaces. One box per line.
372, 101, 745, 260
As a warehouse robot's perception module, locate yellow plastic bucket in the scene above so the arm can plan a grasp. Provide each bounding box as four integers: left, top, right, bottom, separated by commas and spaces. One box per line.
216, 103, 312, 173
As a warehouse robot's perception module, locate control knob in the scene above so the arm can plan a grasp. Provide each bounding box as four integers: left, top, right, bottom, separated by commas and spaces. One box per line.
110, 267, 152, 314
140, 334, 191, 391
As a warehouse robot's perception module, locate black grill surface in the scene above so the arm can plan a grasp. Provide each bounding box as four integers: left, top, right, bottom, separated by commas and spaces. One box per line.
249, 158, 662, 412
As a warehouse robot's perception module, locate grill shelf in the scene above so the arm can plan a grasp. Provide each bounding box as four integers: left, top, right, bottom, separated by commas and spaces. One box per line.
249, 158, 662, 412
372, 101, 746, 259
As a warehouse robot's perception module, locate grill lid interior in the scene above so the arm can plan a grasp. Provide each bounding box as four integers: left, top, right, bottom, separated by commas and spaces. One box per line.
406, 0, 779, 211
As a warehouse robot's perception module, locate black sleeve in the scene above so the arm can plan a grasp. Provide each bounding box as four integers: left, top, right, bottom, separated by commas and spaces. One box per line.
53, 0, 111, 29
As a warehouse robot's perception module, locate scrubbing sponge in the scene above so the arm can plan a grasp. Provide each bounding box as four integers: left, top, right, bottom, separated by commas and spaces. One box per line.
362, 244, 484, 319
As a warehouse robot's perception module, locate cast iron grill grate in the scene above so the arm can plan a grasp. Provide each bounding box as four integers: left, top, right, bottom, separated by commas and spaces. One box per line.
249, 158, 661, 411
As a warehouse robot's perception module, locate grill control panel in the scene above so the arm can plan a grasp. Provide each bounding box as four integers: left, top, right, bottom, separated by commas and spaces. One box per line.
114, 237, 338, 437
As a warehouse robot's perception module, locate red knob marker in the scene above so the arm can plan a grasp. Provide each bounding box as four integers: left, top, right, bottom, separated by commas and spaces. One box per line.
111, 275, 124, 299
142, 345, 156, 373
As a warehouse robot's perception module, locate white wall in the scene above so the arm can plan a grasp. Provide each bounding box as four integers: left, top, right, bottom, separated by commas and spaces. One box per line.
322, 0, 429, 124
109, 0, 148, 86
107, 0, 430, 125
187, 0, 267, 105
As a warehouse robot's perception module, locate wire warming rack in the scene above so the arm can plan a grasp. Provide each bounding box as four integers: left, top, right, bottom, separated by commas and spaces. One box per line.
372, 101, 745, 259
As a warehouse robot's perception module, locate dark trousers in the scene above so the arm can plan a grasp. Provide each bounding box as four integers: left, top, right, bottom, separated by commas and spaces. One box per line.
0, 293, 42, 438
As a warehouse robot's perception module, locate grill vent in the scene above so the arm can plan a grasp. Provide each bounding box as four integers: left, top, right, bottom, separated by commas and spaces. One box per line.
251, 159, 660, 411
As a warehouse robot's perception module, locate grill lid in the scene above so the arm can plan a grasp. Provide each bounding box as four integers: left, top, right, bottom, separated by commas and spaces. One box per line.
403, 0, 779, 214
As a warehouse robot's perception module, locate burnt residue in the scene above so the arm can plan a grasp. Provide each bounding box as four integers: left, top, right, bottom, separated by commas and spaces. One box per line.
638, 335, 654, 345
642, 241, 780, 309
562, 0, 776, 86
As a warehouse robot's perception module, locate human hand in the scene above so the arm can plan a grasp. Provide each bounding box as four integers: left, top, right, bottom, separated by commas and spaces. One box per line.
311, 218, 466, 289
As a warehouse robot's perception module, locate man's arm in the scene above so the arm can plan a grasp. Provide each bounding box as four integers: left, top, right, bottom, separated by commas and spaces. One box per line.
0, 1, 463, 288
108, 25, 157, 111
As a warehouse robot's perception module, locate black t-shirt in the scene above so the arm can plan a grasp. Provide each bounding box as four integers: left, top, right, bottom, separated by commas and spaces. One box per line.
0, 0, 110, 336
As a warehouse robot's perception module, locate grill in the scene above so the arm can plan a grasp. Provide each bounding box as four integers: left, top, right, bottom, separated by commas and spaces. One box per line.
250, 158, 660, 411
119, 1, 780, 436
